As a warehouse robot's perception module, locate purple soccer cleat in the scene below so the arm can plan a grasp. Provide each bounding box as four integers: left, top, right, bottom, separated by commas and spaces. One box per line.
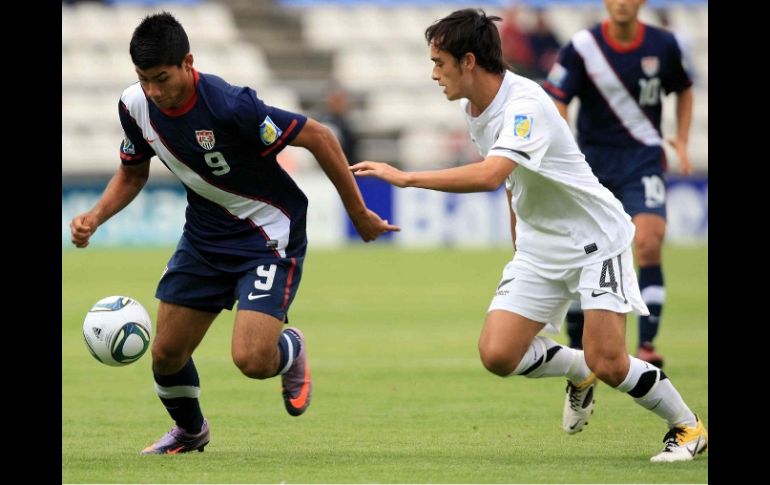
140, 419, 210, 455
282, 327, 312, 416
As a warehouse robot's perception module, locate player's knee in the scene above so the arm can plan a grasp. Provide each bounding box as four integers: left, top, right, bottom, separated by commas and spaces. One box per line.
634, 235, 662, 264
479, 344, 517, 376
151, 344, 189, 374
585, 353, 626, 387
232, 352, 274, 379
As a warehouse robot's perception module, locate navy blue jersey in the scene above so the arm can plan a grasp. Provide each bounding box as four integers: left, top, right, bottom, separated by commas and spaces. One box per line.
544, 21, 691, 149
118, 70, 308, 259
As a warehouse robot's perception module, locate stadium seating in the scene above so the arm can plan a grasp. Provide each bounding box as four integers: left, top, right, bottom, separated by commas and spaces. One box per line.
62, 1, 277, 176
62, 0, 708, 176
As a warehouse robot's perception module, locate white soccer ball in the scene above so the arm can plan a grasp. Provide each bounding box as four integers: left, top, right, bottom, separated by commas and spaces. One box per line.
82, 296, 152, 366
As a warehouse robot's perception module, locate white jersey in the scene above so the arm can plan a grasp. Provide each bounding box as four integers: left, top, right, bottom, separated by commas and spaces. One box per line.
462, 71, 634, 270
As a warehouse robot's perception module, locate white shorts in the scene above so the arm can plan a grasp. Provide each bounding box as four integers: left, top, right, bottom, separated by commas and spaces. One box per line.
488, 247, 649, 334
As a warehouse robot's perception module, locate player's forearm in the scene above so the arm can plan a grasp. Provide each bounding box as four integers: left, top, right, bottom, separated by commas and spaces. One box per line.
405, 166, 497, 192
404, 158, 512, 193
675, 88, 693, 143
506, 189, 517, 251
90, 164, 149, 226
312, 130, 369, 218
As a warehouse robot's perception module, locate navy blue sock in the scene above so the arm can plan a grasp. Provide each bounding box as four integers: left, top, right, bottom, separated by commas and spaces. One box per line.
154, 358, 204, 434
565, 310, 584, 349
638, 265, 665, 346
276, 328, 301, 376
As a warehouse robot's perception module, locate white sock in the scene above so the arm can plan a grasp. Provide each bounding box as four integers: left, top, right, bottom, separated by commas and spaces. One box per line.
615, 356, 697, 428
511, 336, 591, 383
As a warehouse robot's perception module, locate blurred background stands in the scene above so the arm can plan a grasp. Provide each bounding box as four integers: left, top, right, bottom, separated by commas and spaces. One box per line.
62, 0, 707, 178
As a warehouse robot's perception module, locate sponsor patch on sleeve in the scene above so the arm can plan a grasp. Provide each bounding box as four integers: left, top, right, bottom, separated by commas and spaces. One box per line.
259, 116, 283, 145
546, 62, 567, 87
513, 115, 533, 140
121, 133, 136, 155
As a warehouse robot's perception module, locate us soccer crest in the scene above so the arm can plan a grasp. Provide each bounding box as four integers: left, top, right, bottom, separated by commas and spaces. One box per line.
641, 56, 660, 77
259, 116, 282, 145
195, 130, 216, 150
513, 114, 533, 140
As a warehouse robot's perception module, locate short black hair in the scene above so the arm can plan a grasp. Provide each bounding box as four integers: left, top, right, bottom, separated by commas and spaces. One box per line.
130, 11, 190, 70
425, 8, 506, 75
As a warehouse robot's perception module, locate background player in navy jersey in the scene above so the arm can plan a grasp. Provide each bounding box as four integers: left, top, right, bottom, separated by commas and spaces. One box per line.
69, 12, 399, 455
543, 0, 693, 367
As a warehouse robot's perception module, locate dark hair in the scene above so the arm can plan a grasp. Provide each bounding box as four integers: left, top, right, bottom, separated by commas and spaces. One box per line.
425, 8, 505, 75
130, 12, 190, 70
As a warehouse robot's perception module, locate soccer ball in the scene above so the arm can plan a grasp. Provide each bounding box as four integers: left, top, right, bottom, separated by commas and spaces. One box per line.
82, 296, 152, 366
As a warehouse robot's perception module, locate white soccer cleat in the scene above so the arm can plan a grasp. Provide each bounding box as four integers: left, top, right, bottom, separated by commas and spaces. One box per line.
650, 416, 708, 462
562, 373, 596, 434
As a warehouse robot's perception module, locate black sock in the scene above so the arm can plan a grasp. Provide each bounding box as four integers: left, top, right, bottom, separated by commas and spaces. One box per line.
566, 310, 584, 349
638, 265, 664, 346
276, 328, 301, 376
154, 358, 204, 434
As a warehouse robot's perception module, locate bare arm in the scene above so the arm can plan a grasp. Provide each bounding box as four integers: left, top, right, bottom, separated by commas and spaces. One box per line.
291, 118, 399, 241
667, 87, 693, 175
350, 156, 516, 193
554, 100, 569, 121
505, 188, 516, 251
69, 161, 151, 248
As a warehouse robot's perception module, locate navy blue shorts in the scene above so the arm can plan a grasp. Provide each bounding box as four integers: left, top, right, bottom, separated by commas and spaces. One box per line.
156, 236, 303, 321
582, 145, 667, 219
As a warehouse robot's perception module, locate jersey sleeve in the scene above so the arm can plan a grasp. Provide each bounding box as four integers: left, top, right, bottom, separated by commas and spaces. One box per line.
118, 100, 154, 165
661, 34, 693, 95
543, 41, 585, 104
487, 99, 550, 172
231, 88, 307, 157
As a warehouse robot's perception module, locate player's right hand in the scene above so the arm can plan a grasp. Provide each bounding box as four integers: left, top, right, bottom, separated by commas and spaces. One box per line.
70, 212, 99, 248
667, 137, 692, 176
351, 208, 400, 242
350, 161, 409, 188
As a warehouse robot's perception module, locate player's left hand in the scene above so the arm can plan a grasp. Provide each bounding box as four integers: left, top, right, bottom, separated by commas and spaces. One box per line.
350, 161, 409, 187
351, 208, 401, 242
667, 138, 692, 176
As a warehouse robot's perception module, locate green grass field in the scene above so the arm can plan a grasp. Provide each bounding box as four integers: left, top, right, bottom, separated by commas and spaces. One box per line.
62, 244, 707, 483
